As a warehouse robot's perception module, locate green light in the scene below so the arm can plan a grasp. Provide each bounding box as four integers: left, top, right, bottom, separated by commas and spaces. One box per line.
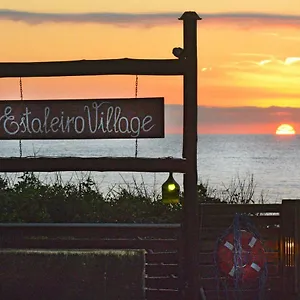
168, 183, 176, 191
162, 172, 180, 204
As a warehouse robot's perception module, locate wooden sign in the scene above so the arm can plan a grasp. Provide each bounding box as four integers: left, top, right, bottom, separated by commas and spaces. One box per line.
0, 98, 164, 139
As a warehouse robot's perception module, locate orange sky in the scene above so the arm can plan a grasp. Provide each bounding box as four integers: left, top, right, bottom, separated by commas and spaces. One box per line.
1, 0, 300, 134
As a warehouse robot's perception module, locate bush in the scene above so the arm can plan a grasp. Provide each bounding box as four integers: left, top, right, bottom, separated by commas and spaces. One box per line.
0, 172, 266, 223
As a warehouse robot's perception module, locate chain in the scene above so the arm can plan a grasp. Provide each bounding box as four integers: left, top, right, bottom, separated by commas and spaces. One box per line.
135, 75, 138, 98
19, 77, 24, 100
19, 77, 23, 158
134, 75, 138, 158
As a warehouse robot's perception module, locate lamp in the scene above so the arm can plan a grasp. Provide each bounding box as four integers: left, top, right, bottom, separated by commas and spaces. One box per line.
284, 237, 295, 267
162, 172, 180, 204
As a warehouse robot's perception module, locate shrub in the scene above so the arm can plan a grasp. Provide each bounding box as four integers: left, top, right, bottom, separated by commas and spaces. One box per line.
0, 172, 266, 223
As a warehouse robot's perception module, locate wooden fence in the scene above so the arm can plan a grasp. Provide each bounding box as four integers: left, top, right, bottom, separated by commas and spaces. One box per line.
198, 203, 281, 300
0, 223, 181, 300
0, 201, 299, 300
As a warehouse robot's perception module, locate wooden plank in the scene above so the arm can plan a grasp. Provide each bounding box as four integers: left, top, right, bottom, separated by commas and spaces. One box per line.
146, 252, 279, 265
146, 264, 179, 277
200, 276, 281, 290
145, 289, 180, 300
0, 98, 164, 139
0, 156, 187, 173
145, 276, 281, 292
146, 252, 179, 264
200, 204, 281, 214
200, 215, 280, 228
0, 238, 178, 251
145, 277, 180, 290
198, 252, 279, 265
0, 223, 180, 239
199, 227, 280, 240
0, 58, 185, 78
204, 289, 282, 300
199, 264, 279, 278
199, 239, 279, 252
146, 262, 279, 278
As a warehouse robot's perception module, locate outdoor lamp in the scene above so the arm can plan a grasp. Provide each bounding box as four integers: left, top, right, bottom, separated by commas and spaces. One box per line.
284, 237, 295, 267
162, 172, 180, 204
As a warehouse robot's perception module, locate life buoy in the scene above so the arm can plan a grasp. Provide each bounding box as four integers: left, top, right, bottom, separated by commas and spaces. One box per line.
217, 230, 266, 282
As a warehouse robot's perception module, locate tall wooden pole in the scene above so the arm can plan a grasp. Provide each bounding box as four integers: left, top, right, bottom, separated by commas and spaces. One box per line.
180, 11, 201, 300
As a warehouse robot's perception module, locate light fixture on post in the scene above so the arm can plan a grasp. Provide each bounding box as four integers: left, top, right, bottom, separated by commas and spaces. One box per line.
281, 200, 299, 295
162, 172, 180, 204
284, 236, 295, 267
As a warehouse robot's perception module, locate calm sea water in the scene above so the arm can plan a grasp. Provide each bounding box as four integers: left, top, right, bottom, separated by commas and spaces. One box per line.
1, 134, 300, 203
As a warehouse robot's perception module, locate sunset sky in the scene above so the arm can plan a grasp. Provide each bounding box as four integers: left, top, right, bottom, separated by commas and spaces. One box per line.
1, 0, 300, 134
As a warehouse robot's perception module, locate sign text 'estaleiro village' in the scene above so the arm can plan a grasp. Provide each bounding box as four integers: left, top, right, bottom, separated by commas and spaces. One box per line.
0, 98, 164, 139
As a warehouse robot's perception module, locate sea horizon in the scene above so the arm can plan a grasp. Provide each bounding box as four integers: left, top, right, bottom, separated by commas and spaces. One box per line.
1, 134, 300, 203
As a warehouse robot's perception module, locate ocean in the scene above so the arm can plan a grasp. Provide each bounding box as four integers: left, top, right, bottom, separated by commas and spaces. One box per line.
1, 134, 300, 203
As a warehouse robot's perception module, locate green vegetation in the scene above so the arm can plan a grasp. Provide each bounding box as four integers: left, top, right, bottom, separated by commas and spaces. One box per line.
0, 172, 268, 299
0, 172, 266, 223
0, 249, 145, 300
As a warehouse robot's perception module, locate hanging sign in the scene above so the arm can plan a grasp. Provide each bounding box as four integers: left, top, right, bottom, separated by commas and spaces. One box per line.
0, 98, 164, 139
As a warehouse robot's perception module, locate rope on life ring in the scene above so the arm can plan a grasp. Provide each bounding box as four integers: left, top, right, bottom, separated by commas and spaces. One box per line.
216, 229, 266, 282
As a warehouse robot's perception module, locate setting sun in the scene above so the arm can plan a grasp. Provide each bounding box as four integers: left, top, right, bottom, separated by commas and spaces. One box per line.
275, 124, 296, 135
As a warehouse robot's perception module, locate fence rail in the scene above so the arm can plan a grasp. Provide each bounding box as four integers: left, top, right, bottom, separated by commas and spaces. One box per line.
0, 222, 181, 300
0, 202, 297, 300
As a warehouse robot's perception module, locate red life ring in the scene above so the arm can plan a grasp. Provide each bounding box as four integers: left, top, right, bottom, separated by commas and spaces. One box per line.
217, 230, 266, 282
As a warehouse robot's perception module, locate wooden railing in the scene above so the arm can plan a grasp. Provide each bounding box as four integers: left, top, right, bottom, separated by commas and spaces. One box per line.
0, 201, 299, 300
0, 223, 181, 300
198, 203, 281, 300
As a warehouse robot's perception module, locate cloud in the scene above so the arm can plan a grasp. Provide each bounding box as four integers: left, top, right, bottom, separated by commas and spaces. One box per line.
197, 106, 300, 125
223, 54, 300, 72
201, 67, 212, 72
202, 12, 300, 29
166, 105, 300, 132
258, 59, 272, 66
0, 9, 178, 26
257, 57, 300, 66
1, 9, 300, 28
284, 57, 300, 65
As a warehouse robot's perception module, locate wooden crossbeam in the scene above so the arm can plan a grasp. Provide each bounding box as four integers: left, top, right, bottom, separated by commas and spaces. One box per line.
0, 58, 184, 78
0, 156, 187, 173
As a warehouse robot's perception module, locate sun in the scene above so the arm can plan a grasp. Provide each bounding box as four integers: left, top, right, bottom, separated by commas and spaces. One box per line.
275, 124, 296, 135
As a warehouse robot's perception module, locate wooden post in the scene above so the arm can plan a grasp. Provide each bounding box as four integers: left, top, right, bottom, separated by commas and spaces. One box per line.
180, 11, 201, 300
295, 200, 300, 298
281, 199, 300, 299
